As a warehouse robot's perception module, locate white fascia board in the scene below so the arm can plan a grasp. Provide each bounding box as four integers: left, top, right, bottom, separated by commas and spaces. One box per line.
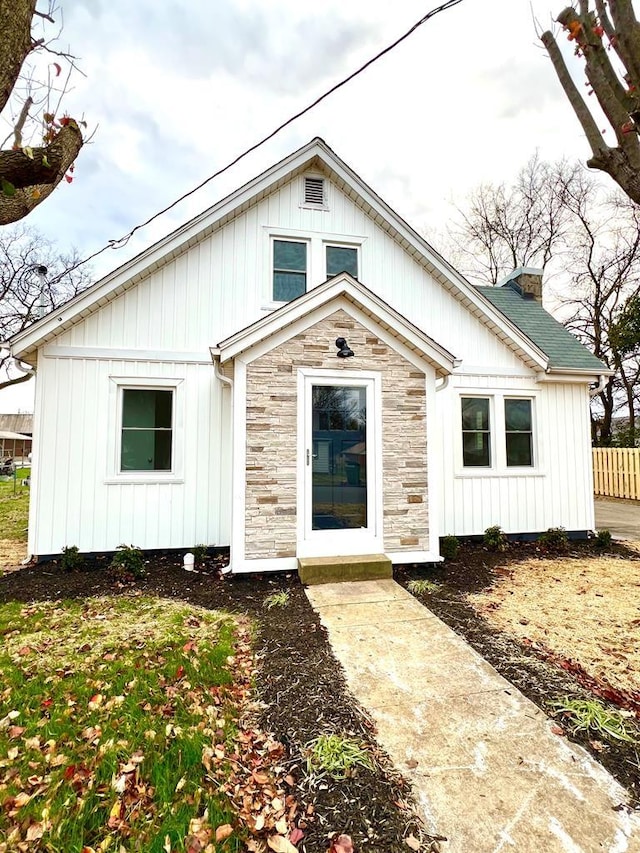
537, 367, 614, 382
218, 276, 458, 373
9, 139, 330, 359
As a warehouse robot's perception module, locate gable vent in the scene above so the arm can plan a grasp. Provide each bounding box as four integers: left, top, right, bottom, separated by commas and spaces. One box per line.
304, 176, 325, 206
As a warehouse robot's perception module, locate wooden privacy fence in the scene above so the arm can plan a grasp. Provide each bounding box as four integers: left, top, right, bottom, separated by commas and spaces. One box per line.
592, 448, 640, 499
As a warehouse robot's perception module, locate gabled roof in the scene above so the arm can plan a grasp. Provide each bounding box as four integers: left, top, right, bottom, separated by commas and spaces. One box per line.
7, 137, 552, 371
215, 273, 459, 376
477, 284, 610, 375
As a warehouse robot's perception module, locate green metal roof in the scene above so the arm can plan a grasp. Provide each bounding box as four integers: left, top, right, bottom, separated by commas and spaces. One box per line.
476, 284, 607, 373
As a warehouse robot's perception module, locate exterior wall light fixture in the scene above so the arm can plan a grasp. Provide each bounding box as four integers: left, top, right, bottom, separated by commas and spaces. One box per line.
336, 337, 354, 358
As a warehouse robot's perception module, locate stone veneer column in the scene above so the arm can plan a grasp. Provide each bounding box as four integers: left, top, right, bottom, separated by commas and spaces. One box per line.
244, 309, 428, 559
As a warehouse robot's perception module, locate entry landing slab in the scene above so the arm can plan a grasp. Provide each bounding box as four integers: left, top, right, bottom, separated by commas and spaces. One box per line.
306, 579, 640, 853
298, 554, 392, 585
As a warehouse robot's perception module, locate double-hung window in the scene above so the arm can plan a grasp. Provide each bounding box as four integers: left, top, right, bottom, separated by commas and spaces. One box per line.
273, 239, 307, 302
326, 245, 358, 279
461, 397, 491, 467
121, 388, 173, 472
505, 398, 533, 467
460, 395, 535, 471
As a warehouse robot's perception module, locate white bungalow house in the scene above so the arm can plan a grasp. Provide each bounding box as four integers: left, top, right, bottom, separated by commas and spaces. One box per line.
4, 138, 609, 574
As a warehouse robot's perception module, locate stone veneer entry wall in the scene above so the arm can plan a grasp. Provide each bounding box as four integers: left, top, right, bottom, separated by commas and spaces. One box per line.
244, 309, 429, 558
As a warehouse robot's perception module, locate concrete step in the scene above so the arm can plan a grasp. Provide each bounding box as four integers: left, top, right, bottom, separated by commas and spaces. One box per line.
298, 554, 392, 585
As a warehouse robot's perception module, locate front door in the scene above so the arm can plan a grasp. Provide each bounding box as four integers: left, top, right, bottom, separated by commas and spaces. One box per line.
299, 372, 381, 557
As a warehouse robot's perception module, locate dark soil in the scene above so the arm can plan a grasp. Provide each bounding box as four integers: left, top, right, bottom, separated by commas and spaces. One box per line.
0, 554, 427, 853
395, 540, 640, 808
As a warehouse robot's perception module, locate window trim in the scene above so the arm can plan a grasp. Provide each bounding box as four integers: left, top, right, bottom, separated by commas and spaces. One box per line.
456, 391, 541, 478
504, 396, 535, 468
324, 242, 359, 280
461, 395, 493, 469
106, 376, 184, 484
262, 228, 367, 310
272, 237, 308, 303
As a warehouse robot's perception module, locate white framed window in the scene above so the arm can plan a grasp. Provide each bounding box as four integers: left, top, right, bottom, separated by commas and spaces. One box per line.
272, 238, 308, 302
121, 388, 173, 472
263, 228, 366, 309
106, 376, 184, 484
461, 396, 492, 468
505, 397, 534, 467
458, 392, 538, 476
325, 243, 358, 279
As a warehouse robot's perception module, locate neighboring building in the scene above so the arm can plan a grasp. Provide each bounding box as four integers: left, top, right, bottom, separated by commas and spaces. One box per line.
3, 139, 610, 570
0, 414, 33, 437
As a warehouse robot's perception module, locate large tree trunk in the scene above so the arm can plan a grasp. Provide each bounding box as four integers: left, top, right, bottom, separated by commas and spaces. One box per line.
0, 0, 36, 115
0, 2, 84, 225
0, 124, 83, 225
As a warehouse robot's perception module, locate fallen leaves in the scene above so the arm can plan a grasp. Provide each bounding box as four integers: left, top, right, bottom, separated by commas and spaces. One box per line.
328, 834, 353, 853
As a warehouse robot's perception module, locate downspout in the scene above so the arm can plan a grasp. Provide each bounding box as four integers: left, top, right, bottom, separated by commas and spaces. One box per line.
213, 354, 233, 574
435, 374, 450, 392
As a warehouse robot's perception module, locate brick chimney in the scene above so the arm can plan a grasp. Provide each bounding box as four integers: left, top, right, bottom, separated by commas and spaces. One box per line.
498, 267, 544, 303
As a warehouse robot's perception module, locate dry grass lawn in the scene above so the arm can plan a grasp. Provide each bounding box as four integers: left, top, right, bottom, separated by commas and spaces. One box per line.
0, 539, 27, 573
469, 545, 640, 699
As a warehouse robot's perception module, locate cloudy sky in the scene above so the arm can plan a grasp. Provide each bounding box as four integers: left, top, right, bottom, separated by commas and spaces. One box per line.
0, 0, 604, 411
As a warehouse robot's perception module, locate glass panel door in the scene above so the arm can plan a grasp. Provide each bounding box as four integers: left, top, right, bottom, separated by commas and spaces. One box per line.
311, 384, 367, 530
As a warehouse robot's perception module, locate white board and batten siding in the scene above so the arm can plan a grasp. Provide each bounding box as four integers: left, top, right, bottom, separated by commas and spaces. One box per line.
29, 353, 231, 555
438, 376, 594, 537
51, 171, 525, 371
28, 165, 596, 556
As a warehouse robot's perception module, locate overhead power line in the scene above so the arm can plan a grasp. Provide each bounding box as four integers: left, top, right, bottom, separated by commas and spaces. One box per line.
50, 0, 465, 285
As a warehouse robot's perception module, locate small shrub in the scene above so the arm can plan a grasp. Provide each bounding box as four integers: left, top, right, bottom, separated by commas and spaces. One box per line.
263, 591, 290, 609
305, 733, 374, 779
483, 525, 508, 552
594, 529, 613, 551
110, 544, 145, 580
538, 527, 569, 554
440, 535, 459, 560
60, 545, 83, 573
549, 697, 638, 743
191, 544, 208, 563
407, 578, 439, 595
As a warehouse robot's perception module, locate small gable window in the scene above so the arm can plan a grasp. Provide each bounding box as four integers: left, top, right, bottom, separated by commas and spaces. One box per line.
303, 176, 325, 206
505, 398, 533, 466
326, 245, 358, 279
461, 397, 491, 467
273, 239, 307, 301
121, 388, 173, 471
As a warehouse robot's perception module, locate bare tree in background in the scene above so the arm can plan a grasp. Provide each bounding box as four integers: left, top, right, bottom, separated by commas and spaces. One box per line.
0, 224, 91, 390
447, 156, 583, 284
444, 159, 640, 445
0, 0, 84, 225
557, 182, 640, 444
541, 1, 640, 205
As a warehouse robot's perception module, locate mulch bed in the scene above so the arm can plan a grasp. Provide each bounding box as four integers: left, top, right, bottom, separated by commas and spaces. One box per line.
395, 540, 640, 808
0, 554, 428, 853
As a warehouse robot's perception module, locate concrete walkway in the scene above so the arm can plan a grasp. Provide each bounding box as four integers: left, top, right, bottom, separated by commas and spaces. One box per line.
306, 579, 640, 853
595, 497, 640, 541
